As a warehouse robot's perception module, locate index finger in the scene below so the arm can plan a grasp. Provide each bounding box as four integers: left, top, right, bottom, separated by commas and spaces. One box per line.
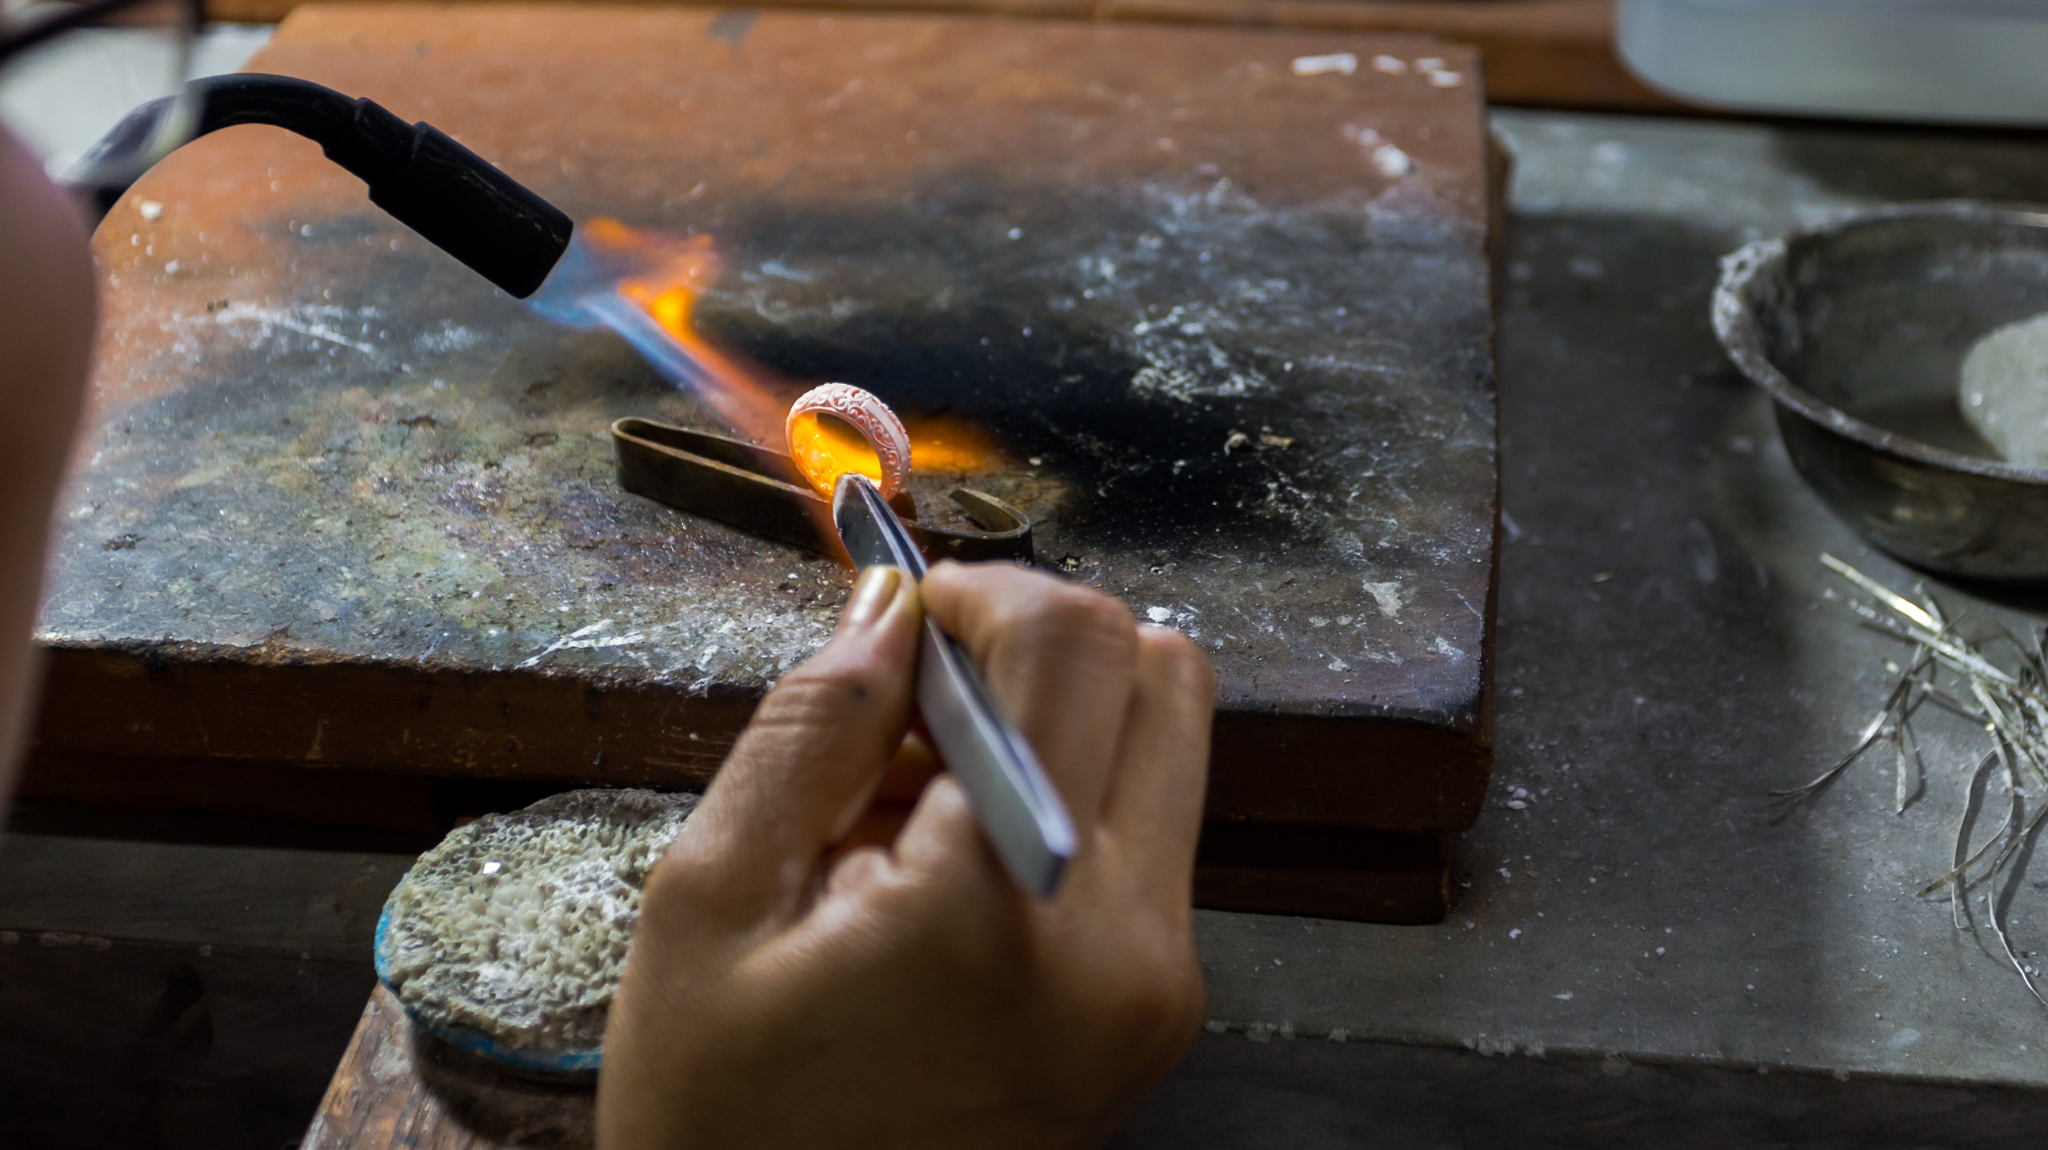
920, 561, 1139, 840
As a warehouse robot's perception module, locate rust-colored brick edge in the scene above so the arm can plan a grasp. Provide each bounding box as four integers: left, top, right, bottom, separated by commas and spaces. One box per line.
198, 0, 1676, 114
32, 643, 1489, 831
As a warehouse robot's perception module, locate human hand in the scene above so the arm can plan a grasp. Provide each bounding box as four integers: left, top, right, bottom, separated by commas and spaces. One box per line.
599, 560, 1215, 1149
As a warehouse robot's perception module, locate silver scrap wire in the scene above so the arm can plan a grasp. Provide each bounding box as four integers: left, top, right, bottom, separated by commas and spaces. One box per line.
1806, 553, 2048, 1009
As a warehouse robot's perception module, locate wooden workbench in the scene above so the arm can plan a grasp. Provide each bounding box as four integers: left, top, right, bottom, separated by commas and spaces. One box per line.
197, 0, 1675, 114
40, 3, 1501, 921
304, 987, 593, 1149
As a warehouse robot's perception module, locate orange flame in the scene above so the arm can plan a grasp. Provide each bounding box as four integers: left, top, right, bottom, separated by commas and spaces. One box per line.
902, 415, 1003, 475
582, 217, 1005, 495
578, 218, 790, 447
787, 409, 887, 497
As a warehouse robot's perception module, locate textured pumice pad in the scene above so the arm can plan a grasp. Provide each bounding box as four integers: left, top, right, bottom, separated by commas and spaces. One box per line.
377, 788, 697, 1051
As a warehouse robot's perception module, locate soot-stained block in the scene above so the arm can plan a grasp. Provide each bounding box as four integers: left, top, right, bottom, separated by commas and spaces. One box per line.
41, 6, 1497, 843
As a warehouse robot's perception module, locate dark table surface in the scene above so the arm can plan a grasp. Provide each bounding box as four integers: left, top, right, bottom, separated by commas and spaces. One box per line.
1162, 106, 2048, 1108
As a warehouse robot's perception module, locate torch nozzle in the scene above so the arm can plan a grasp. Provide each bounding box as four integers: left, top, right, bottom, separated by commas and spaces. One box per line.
78, 73, 573, 299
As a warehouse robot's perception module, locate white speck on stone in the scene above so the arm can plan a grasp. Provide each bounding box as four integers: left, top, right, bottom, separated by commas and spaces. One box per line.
1428, 71, 1464, 88
1146, 606, 1173, 623
1328, 658, 1351, 672
1555, 991, 1574, 1001
1363, 581, 1407, 618
1656, 947, 1666, 956
1371, 144, 1412, 178
1509, 928, 1522, 939
138, 200, 163, 220
1497, 867, 1512, 880
1291, 52, 1358, 77
1887, 1027, 1922, 1051
1507, 799, 1528, 810
1371, 55, 1407, 74
1205, 1020, 1228, 1033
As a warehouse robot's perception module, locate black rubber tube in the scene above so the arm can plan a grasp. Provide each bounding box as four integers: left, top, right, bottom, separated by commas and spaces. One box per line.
91, 74, 573, 298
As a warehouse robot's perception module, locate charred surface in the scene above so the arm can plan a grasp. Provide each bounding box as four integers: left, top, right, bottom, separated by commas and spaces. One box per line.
42, 7, 1497, 832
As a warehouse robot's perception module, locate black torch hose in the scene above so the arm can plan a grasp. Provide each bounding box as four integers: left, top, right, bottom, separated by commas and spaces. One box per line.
84, 73, 573, 299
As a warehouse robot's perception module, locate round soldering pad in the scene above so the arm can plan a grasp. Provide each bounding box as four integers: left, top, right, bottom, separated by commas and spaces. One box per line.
373, 788, 697, 1079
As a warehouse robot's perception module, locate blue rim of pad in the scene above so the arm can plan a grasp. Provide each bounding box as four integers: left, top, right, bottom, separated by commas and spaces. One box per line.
373, 906, 604, 1079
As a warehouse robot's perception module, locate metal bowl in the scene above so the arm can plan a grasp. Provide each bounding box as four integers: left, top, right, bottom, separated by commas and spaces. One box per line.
1713, 202, 2048, 581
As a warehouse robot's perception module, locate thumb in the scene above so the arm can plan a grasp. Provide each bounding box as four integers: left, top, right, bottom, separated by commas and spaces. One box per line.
664, 565, 922, 926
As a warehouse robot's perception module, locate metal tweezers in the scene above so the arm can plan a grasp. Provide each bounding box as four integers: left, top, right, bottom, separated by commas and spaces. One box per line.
612, 417, 1071, 895
611, 418, 1032, 565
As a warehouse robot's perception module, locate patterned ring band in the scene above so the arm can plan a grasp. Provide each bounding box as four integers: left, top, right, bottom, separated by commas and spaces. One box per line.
784, 382, 913, 501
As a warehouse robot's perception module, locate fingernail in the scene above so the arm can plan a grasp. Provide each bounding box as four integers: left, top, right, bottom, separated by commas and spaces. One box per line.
841, 565, 902, 632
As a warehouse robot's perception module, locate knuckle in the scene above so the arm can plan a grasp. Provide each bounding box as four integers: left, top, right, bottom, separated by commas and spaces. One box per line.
1139, 625, 1215, 690
1103, 953, 1206, 1054
748, 666, 884, 731
1015, 584, 1136, 648
638, 834, 721, 914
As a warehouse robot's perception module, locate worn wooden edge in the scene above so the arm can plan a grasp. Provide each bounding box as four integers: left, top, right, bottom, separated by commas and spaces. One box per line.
18, 743, 1461, 924
30, 644, 742, 788
16, 748, 451, 838
31, 643, 1491, 830
302, 985, 596, 1150
199, 0, 1675, 113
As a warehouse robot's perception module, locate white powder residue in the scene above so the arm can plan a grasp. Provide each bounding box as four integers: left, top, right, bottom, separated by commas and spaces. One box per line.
1363, 580, 1408, 618
413, 322, 490, 354
1291, 53, 1357, 77
211, 301, 380, 356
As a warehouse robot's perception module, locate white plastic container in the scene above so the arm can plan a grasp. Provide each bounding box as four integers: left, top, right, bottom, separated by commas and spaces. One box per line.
1618, 0, 2048, 126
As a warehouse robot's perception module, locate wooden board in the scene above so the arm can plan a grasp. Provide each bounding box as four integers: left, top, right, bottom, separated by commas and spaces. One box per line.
43, 5, 1501, 854
196, 0, 1676, 113
301, 986, 594, 1150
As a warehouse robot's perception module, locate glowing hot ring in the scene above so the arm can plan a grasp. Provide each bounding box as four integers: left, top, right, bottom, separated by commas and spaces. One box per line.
785, 383, 912, 501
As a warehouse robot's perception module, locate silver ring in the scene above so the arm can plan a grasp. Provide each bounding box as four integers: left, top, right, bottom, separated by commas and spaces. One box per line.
785, 383, 912, 500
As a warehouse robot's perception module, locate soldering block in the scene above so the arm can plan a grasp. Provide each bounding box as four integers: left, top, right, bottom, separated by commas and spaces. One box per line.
375, 788, 696, 1053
